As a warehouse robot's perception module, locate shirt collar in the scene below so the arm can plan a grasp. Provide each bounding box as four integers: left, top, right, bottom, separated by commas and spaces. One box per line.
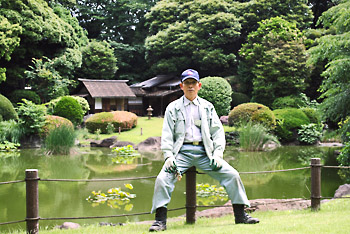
184, 96, 199, 106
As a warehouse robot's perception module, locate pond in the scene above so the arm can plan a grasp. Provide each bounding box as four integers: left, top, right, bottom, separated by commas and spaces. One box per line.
0, 145, 344, 233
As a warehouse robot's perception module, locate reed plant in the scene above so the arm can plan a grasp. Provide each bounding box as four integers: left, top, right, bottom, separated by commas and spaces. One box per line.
44, 125, 76, 155
239, 121, 280, 151
0, 120, 23, 143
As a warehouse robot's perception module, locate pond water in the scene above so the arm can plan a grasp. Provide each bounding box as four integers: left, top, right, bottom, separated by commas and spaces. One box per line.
0, 145, 344, 232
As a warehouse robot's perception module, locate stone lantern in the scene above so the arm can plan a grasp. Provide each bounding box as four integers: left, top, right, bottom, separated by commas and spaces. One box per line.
147, 105, 153, 120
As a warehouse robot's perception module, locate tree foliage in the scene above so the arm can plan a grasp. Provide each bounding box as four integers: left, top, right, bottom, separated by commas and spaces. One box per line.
307, 0, 350, 124
0, 0, 88, 94
0, 15, 22, 83
240, 17, 309, 106
77, 40, 117, 80
239, 0, 313, 37
25, 57, 74, 102
145, 0, 241, 76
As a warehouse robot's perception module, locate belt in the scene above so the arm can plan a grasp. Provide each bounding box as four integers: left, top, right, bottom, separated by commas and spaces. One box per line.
183, 141, 203, 146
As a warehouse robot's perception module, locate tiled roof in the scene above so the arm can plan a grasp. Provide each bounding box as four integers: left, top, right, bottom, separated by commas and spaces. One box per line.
130, 75, 179, 88
79, 79, 136, 98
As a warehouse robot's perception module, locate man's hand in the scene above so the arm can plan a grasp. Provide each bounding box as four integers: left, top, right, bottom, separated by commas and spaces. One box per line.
164, 156, 177, 173
209, 156, 223, 171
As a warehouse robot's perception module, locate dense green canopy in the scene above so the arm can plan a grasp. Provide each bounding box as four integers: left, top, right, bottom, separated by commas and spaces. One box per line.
308, 0, 350, 123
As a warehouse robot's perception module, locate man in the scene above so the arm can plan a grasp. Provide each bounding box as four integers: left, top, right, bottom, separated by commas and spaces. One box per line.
149, 69, 259, 232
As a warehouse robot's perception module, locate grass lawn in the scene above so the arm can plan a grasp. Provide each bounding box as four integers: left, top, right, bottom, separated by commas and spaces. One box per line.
7, 198, 350, 234
78, 117, 237, 145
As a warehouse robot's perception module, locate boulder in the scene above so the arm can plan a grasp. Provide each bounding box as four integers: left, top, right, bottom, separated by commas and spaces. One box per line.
110, 141, 135, 148
334, 184, 350, 198
137, 136, 161, 152
90, 136, 117, 147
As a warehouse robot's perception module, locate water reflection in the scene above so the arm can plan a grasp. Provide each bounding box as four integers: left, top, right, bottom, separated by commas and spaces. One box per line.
0, 146, 344, 232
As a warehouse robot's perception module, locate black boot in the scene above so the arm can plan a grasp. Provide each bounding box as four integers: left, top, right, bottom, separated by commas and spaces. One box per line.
233, 204, 259, 224
149, 207, 167, 232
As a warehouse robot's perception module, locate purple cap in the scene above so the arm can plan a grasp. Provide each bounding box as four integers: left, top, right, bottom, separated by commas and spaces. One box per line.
181, 69, 200, 82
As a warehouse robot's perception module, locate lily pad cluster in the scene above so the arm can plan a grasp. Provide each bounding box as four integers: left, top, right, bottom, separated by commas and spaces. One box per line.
86, 184, 136, 210
195, 183, 228, 206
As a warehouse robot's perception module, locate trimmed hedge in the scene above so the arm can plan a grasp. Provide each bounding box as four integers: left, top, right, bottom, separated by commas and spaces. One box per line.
228, 102, 276, 129
0, 94, 18, 121
53, 96, 84, 126
9, 90, 41, 106
47, 96, 90, 115
41, 115, 74, 138
85, 111, 137, 134
198, 76, 232, 117
273, 108, 311, 142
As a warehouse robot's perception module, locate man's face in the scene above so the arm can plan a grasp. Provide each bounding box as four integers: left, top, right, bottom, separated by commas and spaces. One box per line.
180, 78, 202, 101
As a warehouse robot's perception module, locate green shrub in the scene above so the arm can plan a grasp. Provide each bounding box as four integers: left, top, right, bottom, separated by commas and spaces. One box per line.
53, 96, 84, 126
271, 95, 304, 110
238, 121, 280, 151
198, 76, 232, 117
45, 125, 76, 155
298, 123, 323, 145
41, 115, 74, 138
228, 102, 276, 129
8, 90, 41, 106
273, 108, 310, 142
0, 120, 23, 144
301, 108, 321, 124
0, 94, 18, 121
16, 99, 46, 136
85, 111, 137, 134
47, 96, 89, 115
231, 92, 250, 108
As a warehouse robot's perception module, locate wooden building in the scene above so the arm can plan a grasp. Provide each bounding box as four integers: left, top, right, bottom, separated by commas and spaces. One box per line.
130, 75, 183, 116
76, 79, 136, 114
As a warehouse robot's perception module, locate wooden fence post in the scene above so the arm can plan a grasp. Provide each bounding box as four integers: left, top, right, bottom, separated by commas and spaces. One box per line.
25, 169, 39, 234
310, 158, 321, 211
186, 166, 196, 224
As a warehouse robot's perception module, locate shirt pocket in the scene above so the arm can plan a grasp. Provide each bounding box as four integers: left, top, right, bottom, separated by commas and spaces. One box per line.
174, 113, 185, 135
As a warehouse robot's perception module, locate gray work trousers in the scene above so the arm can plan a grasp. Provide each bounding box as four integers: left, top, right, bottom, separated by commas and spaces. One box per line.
151, 144, 250, 213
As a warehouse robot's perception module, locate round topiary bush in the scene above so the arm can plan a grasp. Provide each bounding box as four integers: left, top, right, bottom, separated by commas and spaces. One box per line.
85, 111, 137, 134
0, 94, 18, 121
228, 102, 276, 129
273, 108, 311, 142
53, 96, 84, 126
198, 76, 232, 117
9, 90, 41, 106
41, 115, 74, 138
47, 96, 90, 115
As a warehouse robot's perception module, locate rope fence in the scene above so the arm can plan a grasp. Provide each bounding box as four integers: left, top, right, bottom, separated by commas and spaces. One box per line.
1, 158, 350, 234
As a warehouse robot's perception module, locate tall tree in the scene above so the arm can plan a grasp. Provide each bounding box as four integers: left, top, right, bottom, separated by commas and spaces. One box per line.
239, 0, 313, 37
74, 0, 156, 44
240, 17, 309, 106
307, 0, 350, 124
0, 0, 88, 95
77, 40, 117, 80
145, 0, 242, 76
0, 15, 22, 83
73, 0, 157, 83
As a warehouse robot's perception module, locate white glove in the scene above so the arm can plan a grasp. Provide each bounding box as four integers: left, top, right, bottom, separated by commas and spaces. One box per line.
164, 156, 177, 173
209, 156, 223, 171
